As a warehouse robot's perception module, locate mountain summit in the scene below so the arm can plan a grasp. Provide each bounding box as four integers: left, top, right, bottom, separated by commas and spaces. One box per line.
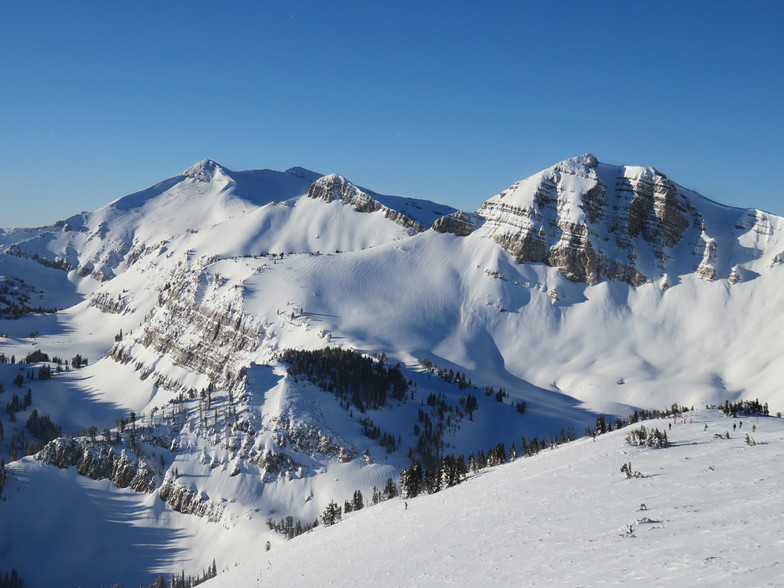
0, 155, 782, 587
182, 159, 230, 182
473, 154, 783, 285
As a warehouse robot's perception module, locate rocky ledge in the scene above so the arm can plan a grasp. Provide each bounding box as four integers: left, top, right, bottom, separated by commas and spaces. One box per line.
475, 154, 742, 286
37, 439, 157, 493
308, 174, 426, 233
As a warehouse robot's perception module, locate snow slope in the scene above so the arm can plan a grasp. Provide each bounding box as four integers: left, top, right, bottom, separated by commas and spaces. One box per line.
1, 155, 783, 586
204, 410, 784, 588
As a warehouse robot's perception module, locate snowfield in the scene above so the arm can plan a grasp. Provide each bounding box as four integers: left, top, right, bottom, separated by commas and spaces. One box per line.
204, 411, 784, 588
1, 155, 783, 586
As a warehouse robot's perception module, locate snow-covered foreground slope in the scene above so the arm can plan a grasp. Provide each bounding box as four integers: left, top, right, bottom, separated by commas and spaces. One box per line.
205, 411, 784, 588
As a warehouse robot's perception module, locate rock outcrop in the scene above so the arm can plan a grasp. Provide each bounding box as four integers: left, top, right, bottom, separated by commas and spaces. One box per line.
432, 211, 480, 236
37, 440, 157, 493
475, 154, 739, 286
110, 263, 260, 393
308, 174, 426, 233
158, 475, 225, 522
89, 291, 130, 314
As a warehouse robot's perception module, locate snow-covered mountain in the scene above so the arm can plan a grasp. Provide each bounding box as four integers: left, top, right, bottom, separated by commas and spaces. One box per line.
473, 153, 784, 286
0, 155, 782, 586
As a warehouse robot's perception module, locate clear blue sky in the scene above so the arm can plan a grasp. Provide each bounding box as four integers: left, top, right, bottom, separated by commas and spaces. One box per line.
1, 1, 782, 227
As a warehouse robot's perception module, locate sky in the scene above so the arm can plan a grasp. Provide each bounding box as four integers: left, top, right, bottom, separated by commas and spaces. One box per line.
1, 1, 782, 227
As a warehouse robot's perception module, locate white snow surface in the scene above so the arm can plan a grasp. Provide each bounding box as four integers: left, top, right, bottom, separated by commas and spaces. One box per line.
204, 411, 784, 588
1, 156, 783, 586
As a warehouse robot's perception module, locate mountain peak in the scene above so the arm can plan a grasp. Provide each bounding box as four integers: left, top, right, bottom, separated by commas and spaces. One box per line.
307, 174, 430, 232
476, 154, 728, 286
563, 153, 598, 167
552, 153, 599, 175
308, 174, 371, 206
182, 159, 229, 182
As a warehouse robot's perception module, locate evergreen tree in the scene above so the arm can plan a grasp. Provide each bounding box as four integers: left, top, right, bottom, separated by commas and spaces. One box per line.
25, 410, 62, 442
487, 442, 506, 467
464, 393, 478, 417
281, 347, 409, 411
321, 500, 342, 526
440, 455, 460, 488
400, 462, 423, 498
371, 485, 382, 505
0, 568, 24, 588
351, 489, 364, 511
423, 466, 441, 494
382, 477, 398, 500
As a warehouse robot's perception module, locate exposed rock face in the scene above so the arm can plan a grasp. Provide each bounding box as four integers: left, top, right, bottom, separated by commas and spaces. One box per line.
38, 438, 223, 521
476, 154, 719, 285
89, 291, 129, 314
308, 174, 426, 233
695, 237, 718, 281
432, 211, 480, 236
37, 440, 157, 493
158, 476, 224, 522
243, 406, 356, 484
3, 244, 73, 272
110, 264, 260, 392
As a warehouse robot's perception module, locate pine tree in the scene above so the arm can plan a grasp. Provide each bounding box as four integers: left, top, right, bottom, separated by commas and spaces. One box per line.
321, 500, 342, 526
0, 568, 25, 588
382, 476, 398, 500
423, 466, 440, 494
400, 462, 423, 498
351, 489, 364, 511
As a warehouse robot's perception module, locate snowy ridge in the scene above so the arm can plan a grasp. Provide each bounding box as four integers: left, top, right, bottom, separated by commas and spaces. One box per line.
1, 155, 784, 586
307, 173, 457, 232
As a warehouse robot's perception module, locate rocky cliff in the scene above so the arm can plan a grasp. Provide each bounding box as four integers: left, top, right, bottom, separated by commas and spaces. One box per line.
308, 174, 427, 233
432, 211, 480, 236
158, 475, 225, 522
475, 154, 777, 286
37, 439, 158, 493
109, 260, 260, 394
